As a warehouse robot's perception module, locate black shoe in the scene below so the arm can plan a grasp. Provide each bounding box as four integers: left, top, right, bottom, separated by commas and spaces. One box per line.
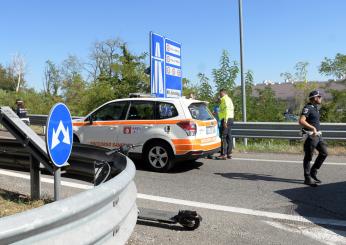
304, 177, 318, 187
311, 175, 322, 184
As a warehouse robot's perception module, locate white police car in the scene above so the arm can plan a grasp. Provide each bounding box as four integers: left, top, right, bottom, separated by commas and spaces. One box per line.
72, 96, 220, 172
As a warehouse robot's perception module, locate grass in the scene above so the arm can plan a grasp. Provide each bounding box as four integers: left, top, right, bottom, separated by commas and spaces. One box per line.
0, 189, 52, 218
30, 125, 45, 135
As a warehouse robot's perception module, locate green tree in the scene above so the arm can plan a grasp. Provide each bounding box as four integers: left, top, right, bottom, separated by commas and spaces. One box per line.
244, 70, 255, 120
182, 77, 197, 98
61, 55, 83, 83
63, 74, 87, 116
245, 70, 254, 98
87, 39, 149, 101
60, 55, 87, 114
87, 38, 122, 82
212, 50, 239, 95
10, 53, 26, 92
111, 43, 149, 97
280, 72, 294, 83
251, 86, 285, 121
0, 65, 16, 91
43, 60, 62, 96
80, 81, 115, 115
294, 61, 309, 82
196, 73, 213, 102
0, 88, 58, 114
320, 89, 346, 122
0, 89, 16, 107
319, 53, 346, 80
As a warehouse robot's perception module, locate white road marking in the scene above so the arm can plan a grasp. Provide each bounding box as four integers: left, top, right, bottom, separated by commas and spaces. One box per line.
232, 157, 346, 166
137, 193, 346, 228
1, 169, 345, 229
265, 221, 346, 245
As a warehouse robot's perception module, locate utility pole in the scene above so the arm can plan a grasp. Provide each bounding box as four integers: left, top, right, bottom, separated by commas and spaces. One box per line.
238, 0, 247, 145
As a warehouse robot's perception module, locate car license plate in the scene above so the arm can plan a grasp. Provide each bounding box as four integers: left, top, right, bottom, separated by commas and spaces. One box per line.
206, 126, 215, 134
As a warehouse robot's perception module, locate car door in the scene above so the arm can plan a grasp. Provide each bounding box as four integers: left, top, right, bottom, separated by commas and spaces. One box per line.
117, 101, 155, 150
78, 101, 128, 148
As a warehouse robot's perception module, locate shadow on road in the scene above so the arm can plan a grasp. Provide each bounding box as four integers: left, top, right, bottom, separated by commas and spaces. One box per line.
169, 160, 204, 173
215, 172, 303, 184
276, 181, 346, 235
134, 160, 203, 174
136, 220, 189, 231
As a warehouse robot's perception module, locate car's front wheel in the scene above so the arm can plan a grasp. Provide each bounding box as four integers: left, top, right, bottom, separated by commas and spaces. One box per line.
144, 141, 174, 172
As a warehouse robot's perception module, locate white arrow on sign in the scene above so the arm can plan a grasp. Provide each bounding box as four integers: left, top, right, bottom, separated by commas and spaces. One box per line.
154, 42, 164, 94
51, 120, 70, 150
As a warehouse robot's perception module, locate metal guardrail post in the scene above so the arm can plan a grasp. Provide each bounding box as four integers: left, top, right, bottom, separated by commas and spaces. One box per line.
30, 156, 41, 200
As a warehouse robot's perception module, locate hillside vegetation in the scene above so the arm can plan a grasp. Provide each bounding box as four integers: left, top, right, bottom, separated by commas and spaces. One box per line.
0, 38, 345, 122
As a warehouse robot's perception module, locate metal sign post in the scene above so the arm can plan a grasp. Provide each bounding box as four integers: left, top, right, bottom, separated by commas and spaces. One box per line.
54, 167, 61, 201
46, 103, 73, 201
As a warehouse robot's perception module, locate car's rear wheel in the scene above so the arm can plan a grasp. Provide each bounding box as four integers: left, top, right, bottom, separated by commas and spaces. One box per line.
144, 141, 174, 172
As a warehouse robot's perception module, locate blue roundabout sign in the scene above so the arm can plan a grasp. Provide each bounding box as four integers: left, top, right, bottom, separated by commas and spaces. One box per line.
46, 103, 73, 167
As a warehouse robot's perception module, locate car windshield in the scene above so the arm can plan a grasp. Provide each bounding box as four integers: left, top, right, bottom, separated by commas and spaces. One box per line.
188, 103, 213, 121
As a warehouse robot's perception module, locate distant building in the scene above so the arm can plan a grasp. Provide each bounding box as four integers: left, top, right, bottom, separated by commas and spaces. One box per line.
263, 80, 274, 85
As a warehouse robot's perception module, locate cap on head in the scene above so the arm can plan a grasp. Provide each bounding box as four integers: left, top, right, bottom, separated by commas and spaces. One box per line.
308, 90, 321, 99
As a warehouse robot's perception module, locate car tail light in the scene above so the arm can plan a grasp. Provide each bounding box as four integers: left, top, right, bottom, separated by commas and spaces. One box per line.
177, 121, 197, 136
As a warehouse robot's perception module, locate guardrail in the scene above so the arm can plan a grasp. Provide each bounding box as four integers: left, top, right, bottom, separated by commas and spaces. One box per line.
28, 114, 83, 126
232, 122, 346, 140
28, 114, 346, 141
0, 155, 137, 244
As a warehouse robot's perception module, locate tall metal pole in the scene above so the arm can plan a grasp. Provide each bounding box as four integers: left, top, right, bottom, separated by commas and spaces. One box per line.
238, 0, 247, 145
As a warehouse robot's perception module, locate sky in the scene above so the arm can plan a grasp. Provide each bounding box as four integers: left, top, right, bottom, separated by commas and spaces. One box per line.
1, 0, 345, 91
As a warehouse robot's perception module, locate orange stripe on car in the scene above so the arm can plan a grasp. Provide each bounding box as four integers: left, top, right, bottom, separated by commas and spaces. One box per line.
73, 119, 217, 127
172, 137, 219, 145
195, 120, 217, 126
175, 142, 221, 155
73, 119, 188, 127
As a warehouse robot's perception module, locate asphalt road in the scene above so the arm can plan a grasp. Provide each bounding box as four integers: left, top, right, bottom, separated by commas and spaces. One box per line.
0, 152, 345, 244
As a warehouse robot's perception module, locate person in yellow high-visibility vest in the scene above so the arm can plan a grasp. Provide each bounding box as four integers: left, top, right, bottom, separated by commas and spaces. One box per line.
217, 89, 234, 160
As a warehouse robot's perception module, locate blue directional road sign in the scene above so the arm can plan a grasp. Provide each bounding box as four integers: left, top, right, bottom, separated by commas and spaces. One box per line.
165, 38, 182, 98
150, 32, 165, 98
150, 32, 182, 98
46, 103, 73, 167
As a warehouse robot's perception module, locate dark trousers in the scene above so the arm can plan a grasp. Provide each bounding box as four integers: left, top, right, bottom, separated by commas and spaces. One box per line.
303, 135, 328, 177
220, 118, 233, 156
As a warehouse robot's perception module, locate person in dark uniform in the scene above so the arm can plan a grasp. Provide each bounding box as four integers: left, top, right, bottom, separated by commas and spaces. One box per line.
299, 90, 328, 187
15, 99, 28, 118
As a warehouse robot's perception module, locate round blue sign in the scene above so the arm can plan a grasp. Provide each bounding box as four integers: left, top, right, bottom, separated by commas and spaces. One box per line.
46, 103, 73, 167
